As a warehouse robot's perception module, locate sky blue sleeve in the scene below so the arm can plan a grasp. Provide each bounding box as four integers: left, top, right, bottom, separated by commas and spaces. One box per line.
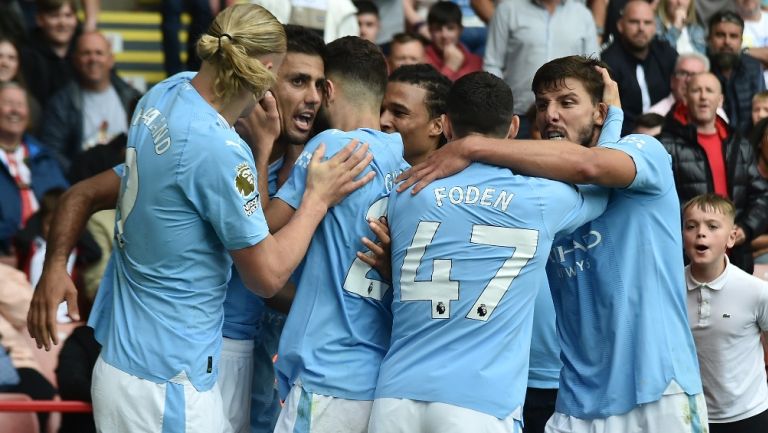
545, 182, 609, 237
179, 131, 270, 251
601, 134, 674, 196
597, 106, 624, 146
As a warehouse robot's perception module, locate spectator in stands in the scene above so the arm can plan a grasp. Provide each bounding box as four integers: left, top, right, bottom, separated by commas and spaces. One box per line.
0, 36, 41, 134
602, 0, 679, 135
633, 112, 666, 135
484, 0, 597, 138
355, 1, 381, 43
404, 0, 437, 40
647, 52, 729, 121
753, 90, 768, 125
656, 0, 707, 54
682, 194, 768, 433
0, 263, 57, 433
380, 64, 450, 165
13, 188, 100, 321
39, 31, 140, 169
423, 1, 481, 81
737, 0, 768, 85
160, 0, 212, 75
0, 37, 21, 84
20, 0, 79, 108
252, 0, 359, 44
453, 0, 486, 56
387, 32, 426, 71
749, 117, 768, 263
707, 10, 766, 134
0, 82, 68, 264
658, 72, 768, 273
370, 0, 406, 46
697, 0, 735, 25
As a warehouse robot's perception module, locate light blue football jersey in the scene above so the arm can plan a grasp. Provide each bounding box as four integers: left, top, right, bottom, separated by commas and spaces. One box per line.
528, 281, 561, 389
547, 108, 702, 418
274, 128, 409, 401
222, 157, 285, 341
375, 162, 608, 419
87, 72, 270, 391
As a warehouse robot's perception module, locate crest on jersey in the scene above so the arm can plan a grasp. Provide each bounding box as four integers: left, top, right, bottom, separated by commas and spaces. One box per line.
234, 162, 256, 198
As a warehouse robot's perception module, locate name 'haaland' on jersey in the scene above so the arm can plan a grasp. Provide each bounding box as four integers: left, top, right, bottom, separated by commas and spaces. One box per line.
548, 230, 604, 279
433, 185, 514, 212
131, 106, 171, 155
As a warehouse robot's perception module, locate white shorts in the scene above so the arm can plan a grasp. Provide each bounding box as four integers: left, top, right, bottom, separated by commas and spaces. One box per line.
219, 337, 255, 433
92, 355, 233, 433
544, 391, 708, 433
368, 398, 522, 433
273, 384, 372, 433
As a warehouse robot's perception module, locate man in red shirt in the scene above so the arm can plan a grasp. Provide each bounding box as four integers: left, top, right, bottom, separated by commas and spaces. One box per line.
424, 1, 482, 81
659, 72, 768, 274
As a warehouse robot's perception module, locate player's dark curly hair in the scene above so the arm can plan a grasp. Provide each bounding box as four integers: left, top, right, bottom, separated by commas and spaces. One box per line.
388, 64, 451, 120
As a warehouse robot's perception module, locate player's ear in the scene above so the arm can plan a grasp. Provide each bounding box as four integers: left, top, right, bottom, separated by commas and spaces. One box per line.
428, 114, 446, 138
727, 224, 737, 249
442, 115, 454, 141
594, 101, 608, 127
507, 115, 520, 139
324, 79, 336, 105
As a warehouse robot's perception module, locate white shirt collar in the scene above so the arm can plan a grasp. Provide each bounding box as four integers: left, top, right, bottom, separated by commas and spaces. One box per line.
685, 256, 730, 291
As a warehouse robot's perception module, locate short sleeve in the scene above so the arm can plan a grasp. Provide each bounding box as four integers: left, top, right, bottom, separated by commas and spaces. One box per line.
546, 182, 609, 238
178, 130, 270, 251
756, 281, 768, 331
600, 134, 673, 196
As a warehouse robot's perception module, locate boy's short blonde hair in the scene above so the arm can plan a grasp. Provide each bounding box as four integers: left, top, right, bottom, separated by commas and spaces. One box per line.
753, 91, 768, 104
682, 193, 736, 223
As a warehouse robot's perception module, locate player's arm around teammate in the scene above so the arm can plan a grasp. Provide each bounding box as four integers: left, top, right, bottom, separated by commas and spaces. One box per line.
28, 137, 371, 350
396, 66, 637, 191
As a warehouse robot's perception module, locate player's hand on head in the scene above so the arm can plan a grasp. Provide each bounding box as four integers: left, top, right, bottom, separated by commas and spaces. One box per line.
595, 66, 621, 110
358, 216, 393, 282
396, 137, 472, 194
27, 266, 80, 351
235, 90, 281, 164
306, 139, 376, 207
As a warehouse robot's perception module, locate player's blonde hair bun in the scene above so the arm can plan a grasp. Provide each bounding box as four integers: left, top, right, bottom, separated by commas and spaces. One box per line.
197, 4, 286, 104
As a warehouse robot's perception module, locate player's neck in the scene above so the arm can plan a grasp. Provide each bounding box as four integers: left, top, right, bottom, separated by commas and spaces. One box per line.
690, 256, 727, 283
329, 100, 380, 131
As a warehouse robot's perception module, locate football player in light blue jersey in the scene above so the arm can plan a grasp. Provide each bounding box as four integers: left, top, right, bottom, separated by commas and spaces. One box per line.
219, 24, 327, 433
27, 6, 376, 433
398, 56, 705, 433
367, 71, 607, 433
261, 37, 409, 433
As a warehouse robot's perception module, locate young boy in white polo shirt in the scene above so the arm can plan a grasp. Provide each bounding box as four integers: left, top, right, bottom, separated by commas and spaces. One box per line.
683, 193, 768, 433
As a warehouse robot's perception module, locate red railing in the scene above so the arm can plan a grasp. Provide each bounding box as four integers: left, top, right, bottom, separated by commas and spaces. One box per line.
0, 400, 92, 413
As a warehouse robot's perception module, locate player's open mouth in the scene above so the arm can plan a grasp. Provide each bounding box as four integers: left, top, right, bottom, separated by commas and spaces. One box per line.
545, 130, 566, 140
695, 244, 709, 252
294, 112, 315, 131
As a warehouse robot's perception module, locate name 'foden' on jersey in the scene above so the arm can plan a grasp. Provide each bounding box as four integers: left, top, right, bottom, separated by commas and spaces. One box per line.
433, 185, 514, 212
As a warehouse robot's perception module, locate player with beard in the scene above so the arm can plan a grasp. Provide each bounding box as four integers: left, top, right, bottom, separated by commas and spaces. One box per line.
706, 10, 765, 134
398, 55, 705, 433
220, 25, 327, 433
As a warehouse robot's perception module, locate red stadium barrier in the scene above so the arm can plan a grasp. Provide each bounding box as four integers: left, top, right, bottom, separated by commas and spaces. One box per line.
0, 400, 92, 413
